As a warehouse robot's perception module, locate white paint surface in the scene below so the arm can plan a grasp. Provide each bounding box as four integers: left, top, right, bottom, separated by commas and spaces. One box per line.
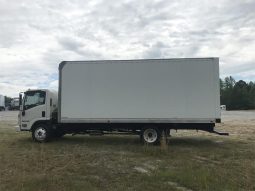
60, 58, 220, 123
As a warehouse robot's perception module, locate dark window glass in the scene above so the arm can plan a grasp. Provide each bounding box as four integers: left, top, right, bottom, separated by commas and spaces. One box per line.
24, 91, 46, 110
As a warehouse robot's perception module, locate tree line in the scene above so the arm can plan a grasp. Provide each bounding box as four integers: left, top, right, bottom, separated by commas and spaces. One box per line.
5, 96, 12, 106
220, 76, 255, 110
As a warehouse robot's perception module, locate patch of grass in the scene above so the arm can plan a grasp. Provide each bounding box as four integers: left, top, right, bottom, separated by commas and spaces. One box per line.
0, 123, 254, 191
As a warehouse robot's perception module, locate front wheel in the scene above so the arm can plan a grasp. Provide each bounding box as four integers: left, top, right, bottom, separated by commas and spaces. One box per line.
141, 127, 161, 145
32, 124, 52, 142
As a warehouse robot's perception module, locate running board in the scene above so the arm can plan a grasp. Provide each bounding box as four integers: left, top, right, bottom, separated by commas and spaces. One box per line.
211, 130, 229, 136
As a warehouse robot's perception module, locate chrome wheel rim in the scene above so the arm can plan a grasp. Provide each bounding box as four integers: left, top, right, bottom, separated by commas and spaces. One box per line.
143, 129, 157, 143
34, 127, 47, 141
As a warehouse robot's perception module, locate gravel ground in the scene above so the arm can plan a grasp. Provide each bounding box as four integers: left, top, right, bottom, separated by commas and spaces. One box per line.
221, 110, 255, 122
219, 110, 255, 140
0, 111, 18, 122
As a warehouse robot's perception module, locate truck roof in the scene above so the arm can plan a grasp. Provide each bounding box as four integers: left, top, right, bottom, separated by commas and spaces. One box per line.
25, 89, 58, 93
59, 57, 219, 70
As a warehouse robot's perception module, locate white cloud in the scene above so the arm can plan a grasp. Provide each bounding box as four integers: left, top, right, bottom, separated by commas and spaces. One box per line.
0, 0, 255, 96
0, 83, 37, 97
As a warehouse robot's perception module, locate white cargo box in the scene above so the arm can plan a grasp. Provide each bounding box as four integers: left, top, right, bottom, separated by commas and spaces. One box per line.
0, 95, 5, 108
58, 58, 220, 123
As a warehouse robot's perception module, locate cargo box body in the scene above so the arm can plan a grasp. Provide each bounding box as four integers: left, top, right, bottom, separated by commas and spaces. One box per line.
58, 58, 220, 124
0, 95, 5, 110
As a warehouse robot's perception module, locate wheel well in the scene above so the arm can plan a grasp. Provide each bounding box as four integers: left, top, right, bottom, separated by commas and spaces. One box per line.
31, 120, 50, 131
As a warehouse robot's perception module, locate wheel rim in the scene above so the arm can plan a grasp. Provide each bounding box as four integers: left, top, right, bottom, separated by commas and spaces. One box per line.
34, 127, 47, 141
143, 129, 157, 143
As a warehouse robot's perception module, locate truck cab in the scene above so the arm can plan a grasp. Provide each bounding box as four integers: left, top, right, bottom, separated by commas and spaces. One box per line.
19, 89, 58, 132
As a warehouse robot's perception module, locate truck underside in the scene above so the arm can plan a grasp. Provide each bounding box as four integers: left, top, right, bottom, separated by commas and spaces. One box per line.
21, 109, 227, 144
56, 122, 215, 134
28, 119, 227, 145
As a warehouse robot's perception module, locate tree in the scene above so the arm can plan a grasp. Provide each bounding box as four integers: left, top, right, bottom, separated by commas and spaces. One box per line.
4, 96, 12, 107
220, 77, 255, 110
248, 82, 255, 108
231, 80, 250, 109
224, 76, 235, 89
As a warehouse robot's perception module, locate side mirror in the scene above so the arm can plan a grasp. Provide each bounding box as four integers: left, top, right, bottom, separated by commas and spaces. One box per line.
19, 93, 22, 106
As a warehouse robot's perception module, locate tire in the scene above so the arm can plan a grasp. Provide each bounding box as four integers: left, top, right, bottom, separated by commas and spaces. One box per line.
141, 127, 161, 145
32, 124, 52, 143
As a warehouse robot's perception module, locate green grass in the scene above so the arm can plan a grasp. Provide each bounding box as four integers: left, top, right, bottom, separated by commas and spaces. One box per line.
0, 122, 254, 191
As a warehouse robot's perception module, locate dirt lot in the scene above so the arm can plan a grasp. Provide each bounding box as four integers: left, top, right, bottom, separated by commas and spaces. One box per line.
0, 111, 19, 122
0, 110, 254, 191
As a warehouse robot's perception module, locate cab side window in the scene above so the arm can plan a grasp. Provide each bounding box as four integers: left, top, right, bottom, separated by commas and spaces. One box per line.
24, 91, 46, 110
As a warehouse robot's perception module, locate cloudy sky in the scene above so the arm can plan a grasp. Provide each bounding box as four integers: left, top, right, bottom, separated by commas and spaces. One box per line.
0, 0, 255, 96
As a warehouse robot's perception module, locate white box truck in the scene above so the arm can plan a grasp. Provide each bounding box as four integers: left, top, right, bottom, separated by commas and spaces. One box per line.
18, 58, 227, 144
10, 97, 20, 110
0, 95, 5, 111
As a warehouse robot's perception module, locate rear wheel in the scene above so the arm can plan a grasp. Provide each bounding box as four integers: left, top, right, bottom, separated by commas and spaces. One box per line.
32, 124, 52, 142
141, 127, 161, 145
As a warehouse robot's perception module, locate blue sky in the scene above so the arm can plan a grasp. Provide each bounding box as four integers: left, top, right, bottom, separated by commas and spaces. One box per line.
0, 0, 255, 96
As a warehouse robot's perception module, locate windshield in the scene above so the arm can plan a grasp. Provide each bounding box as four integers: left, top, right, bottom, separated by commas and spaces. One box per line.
24, 91, 46, 110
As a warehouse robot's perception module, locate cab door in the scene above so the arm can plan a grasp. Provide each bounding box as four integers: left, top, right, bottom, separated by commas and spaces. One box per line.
20, 90, 47, 130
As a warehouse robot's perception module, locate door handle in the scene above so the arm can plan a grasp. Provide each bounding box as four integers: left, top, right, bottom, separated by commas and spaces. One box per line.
42, 111, 45, 117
